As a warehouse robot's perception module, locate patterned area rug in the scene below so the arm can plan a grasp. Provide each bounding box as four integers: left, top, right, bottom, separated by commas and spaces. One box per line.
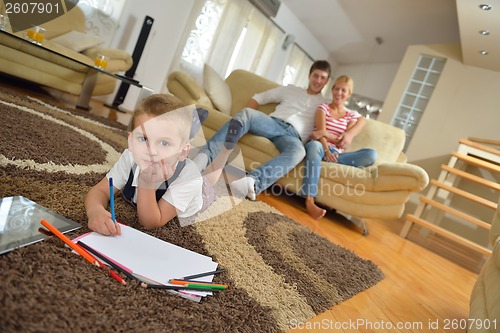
0, 88, 384, 333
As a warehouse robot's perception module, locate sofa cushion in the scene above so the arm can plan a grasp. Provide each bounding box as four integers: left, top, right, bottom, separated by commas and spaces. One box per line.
50, 30, 103, 52
347, 119, 405, 165
167, 71, 215, 109
225, 70, 279, 116
40, 6, 86, 39
203, 64, 232, 114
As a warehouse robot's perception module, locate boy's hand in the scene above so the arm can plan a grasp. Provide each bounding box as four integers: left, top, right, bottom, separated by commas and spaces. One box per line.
139, 160, 175, 188
87, 206, 121, 236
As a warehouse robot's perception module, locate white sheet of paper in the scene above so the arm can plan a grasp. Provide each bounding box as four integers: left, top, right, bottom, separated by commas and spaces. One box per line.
77, 225, 218, 291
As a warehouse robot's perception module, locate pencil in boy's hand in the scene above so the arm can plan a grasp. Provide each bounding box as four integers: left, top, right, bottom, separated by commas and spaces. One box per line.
109, 177, 116, 224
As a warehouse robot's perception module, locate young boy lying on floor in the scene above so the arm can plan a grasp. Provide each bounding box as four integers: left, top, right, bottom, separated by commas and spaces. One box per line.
84, 94, 245, 236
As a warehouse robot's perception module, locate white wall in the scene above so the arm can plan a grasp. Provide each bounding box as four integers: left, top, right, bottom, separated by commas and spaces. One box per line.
333, 63, 400, 101
266, 3, 330, 82
379, 43, 500, 165
272, 3, 397, 102
102, 0, 196, 110
380, 43, 500, 244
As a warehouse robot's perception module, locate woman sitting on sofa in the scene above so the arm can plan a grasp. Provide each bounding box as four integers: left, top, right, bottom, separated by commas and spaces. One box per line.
301, 75, 377, 219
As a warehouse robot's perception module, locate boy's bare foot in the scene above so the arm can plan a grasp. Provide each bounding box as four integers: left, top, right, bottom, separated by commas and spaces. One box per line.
305, 197, 326, 220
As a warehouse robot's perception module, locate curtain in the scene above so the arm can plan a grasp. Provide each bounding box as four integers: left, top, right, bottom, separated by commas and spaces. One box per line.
171, 0, 284, 84
206, 0, 253, 74
281, 44, 313, 88
77, 0, 127, 46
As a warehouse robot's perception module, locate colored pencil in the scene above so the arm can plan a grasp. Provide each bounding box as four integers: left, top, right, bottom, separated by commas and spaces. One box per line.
75, 243, 126, 286
78, 241, 136, 281
168, 281, 227, 290
40, 220, 125, 285
109, 177, 116, 224
169, 279, 228, 289
140, 282, 221, 292
40, 219, 100, 267
108, 269, 127, 285
181, 269, 225, 280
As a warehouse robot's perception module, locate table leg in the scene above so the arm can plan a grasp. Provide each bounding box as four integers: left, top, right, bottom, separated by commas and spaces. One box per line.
76, 68, 98, 110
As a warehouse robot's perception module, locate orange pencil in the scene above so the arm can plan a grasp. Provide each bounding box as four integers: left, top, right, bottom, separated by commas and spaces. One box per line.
41, 220, 126, 286
40, 219, 101, 267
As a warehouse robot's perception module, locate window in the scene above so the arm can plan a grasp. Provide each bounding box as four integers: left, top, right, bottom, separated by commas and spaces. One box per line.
281, 44, 313, 87
391, 55, 446, 151
77, 0, 127, 46
173, 0, 283, 82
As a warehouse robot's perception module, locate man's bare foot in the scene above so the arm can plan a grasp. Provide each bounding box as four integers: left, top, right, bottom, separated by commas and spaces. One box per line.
305, 197, 326, 220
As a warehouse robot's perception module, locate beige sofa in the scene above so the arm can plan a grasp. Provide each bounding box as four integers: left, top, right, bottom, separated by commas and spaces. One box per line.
167, 69, 429, 231
0, 6, 132, 96
468, 197, 500, 333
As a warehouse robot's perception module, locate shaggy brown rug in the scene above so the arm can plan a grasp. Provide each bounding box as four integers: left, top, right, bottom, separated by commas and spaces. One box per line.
0, 87, 384, 333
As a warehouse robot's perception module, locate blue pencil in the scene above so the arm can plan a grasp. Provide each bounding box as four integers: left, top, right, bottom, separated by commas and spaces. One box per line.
109, 177, 116, 224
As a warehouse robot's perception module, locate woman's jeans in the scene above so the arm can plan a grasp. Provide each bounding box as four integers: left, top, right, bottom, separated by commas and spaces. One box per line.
300, 140, 377, 198
198, 108, 306, 194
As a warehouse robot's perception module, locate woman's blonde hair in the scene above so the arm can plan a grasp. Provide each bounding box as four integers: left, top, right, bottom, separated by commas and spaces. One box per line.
332, 75, 354, 94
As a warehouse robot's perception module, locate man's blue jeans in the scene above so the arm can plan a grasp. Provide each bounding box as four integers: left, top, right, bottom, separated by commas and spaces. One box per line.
199, 108, 305, 194
300, 140, 377, 198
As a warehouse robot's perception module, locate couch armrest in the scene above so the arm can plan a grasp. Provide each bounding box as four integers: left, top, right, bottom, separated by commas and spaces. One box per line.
316, 161, 429, 193
167, 71, 215, 110
82, 48, 133, 73
375, 163, 429, 192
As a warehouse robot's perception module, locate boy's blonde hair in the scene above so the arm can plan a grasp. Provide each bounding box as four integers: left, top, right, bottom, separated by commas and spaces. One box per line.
333, 75, 354, 94
130, 94, 193, 143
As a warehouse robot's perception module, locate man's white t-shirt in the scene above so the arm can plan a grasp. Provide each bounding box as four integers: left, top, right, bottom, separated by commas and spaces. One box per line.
252, 85, 327, 143
107, 150, 203, 218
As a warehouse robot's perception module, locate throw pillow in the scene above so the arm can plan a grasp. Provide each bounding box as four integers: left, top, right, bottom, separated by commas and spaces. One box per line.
203, 64, 232, 115
50, 30, 104, 52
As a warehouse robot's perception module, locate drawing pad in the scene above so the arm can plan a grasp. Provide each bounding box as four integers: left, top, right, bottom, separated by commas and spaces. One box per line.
0, 196, 81, 255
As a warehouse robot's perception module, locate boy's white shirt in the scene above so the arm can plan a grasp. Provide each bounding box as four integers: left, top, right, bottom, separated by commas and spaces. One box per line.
107, 149, 204, 218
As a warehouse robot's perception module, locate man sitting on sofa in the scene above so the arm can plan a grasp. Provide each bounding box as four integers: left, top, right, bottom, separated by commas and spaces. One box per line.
193, 60, 332, 200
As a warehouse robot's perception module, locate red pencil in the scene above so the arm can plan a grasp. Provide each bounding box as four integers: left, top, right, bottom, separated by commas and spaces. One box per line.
108, 268, 127, 285
40, 219, 126, 286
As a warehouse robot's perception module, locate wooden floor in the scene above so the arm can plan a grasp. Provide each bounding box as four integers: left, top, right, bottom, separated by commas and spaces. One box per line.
2, 80, 482, 332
